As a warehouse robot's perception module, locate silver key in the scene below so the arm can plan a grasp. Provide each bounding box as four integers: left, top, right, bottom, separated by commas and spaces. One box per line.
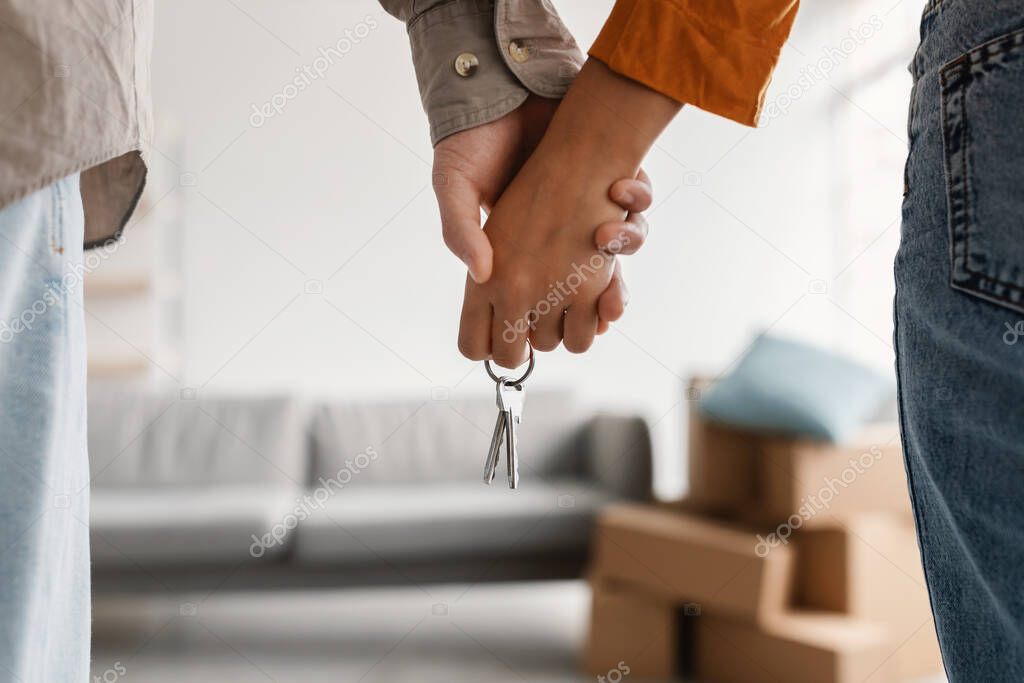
482, 378, 509, 484
482, 344, 534, 489
497, 380, 525, 489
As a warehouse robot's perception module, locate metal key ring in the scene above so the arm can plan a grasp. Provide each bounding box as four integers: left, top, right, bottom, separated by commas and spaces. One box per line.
484, 342, 534, 387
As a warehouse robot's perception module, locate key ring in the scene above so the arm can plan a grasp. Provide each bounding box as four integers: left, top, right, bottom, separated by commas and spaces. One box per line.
484, 342, 534, 387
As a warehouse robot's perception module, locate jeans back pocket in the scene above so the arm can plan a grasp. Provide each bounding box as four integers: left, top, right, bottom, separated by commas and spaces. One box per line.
941, 28, 1024, 314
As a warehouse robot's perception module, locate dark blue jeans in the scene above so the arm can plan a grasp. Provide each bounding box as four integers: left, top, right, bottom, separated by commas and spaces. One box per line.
896, 1, 1024, 680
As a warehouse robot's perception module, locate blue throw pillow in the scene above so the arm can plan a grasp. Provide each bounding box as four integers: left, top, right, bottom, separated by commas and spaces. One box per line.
699, 334, 893, 444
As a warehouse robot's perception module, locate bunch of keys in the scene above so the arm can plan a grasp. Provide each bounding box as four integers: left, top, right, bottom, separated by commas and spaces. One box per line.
482, 343, 534, 489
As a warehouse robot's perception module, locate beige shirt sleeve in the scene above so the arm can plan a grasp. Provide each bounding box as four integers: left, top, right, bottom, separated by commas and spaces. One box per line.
380, 0, 584, 145
0, 0, 151, 249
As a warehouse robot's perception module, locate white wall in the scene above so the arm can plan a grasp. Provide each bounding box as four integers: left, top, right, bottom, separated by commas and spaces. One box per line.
136, 0, 922, 497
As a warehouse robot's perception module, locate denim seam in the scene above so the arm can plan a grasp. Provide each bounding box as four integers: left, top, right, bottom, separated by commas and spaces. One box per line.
51, 176, 65, 256
891, 294, 949, 680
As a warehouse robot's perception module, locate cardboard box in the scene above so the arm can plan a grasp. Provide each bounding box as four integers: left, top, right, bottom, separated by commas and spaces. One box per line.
754, 424, 911, 526
693, 611, 893, 683
686, 377, 910, 525
591, 504, 793, 622
686, 378, 762, 514
795, 516, 943, 679
584, 581, 678, 679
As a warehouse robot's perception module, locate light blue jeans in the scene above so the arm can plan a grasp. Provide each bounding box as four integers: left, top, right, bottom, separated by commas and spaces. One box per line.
0, 174, 90, 682
896, 1, 1024, 680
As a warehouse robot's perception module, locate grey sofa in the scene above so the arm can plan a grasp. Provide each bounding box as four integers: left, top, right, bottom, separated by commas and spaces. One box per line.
87, 386, 652, 593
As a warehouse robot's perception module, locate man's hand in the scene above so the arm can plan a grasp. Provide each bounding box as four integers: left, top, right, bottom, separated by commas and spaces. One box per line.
432, 95, 557, 283
458, 136, 627, 366
431, 94, 651, 331
458, 60, 680, 367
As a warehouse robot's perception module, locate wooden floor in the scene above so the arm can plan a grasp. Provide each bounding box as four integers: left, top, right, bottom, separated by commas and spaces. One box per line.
92, 581, 947, 683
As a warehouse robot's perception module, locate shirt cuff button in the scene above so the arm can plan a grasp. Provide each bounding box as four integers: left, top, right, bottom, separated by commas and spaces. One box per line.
454, 52, 479, 77
508, 40, 530, 64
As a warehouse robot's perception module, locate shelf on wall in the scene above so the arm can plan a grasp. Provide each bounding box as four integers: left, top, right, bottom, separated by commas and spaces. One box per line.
87, 356, 153, 378
84, 271, 183, 298
84, 273, 152, 297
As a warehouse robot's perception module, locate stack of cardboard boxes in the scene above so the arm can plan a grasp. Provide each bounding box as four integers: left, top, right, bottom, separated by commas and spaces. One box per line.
584, 380, 943, 682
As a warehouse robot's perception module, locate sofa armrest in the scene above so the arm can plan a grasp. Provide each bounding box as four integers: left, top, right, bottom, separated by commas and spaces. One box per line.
581, 414, 653, 501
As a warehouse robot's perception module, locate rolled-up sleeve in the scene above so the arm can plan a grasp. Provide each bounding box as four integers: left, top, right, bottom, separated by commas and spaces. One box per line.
589, 0, 799, 126
380, 0, 584, 145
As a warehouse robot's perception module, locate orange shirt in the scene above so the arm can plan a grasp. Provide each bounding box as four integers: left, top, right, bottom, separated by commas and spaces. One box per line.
589, 0, 800, 126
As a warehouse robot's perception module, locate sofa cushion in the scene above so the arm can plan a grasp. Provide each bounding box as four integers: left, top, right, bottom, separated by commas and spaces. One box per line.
311, 391, 589, 485
89, 485, 299, 567
292, 481, 614, 564
87, 386, 309, 488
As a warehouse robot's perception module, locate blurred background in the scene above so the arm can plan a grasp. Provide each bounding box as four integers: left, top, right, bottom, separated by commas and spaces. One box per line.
85, 0, 943, 681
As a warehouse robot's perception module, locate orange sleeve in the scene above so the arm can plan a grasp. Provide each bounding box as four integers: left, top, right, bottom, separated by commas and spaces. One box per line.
589, 0, 800, 126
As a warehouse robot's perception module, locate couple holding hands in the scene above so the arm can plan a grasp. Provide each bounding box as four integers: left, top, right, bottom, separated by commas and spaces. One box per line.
391, 0, 791, 368
2, 0, 1023, 680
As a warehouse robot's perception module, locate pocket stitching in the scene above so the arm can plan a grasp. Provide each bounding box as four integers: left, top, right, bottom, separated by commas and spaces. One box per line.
941, 28, 1024, 312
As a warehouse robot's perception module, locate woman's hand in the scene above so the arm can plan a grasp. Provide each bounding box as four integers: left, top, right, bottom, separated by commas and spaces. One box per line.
430, 94, 652, 335
457, 60, 680, 366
